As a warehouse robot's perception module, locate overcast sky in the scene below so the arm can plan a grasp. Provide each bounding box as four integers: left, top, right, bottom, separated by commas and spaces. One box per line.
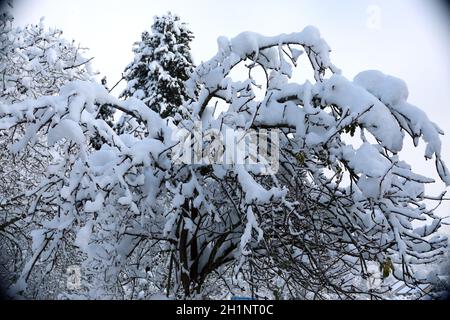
9, 0, 450, 221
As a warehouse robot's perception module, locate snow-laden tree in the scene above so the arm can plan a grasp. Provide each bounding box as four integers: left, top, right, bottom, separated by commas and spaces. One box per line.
0, 15, 94, 102
1, 25, 449, 299
120, 12, 195, 118
0, 11, 96, 296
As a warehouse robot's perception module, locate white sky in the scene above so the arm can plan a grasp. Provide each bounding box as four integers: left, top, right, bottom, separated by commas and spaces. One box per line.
10, 0, 450, 222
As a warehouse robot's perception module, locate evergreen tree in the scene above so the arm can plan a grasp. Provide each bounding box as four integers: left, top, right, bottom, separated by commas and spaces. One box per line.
120, 12, 195, 118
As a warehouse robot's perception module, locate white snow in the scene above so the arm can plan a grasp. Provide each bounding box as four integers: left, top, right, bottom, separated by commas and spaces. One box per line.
75, 222, 93, 252
47, 118, 85, 145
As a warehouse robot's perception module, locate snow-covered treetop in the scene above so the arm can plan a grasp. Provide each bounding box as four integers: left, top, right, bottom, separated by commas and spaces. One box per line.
0, 14, 95, 104
186, 26, 449, 184
1, 24, 448, 299
120, 12, 195, 118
